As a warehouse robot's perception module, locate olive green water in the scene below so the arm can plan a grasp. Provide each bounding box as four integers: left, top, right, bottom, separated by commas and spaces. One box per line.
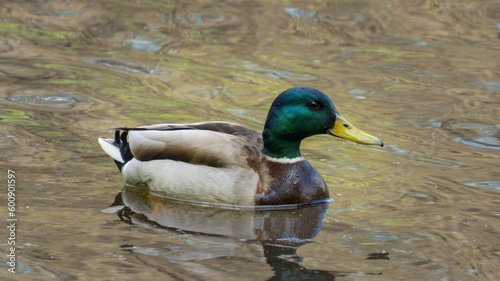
0, 0, 499, 280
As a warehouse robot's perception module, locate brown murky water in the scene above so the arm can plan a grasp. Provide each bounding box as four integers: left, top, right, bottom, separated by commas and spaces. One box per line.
1, 0, 499, 280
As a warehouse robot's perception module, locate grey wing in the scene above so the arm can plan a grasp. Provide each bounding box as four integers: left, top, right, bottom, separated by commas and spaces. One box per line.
118, 122, 263, 168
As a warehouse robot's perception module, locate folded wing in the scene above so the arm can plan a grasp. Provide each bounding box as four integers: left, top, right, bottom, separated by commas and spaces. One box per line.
120, 122, 263, 168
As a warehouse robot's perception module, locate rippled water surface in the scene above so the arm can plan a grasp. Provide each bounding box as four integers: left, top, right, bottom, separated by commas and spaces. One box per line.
1, 0, 499, 280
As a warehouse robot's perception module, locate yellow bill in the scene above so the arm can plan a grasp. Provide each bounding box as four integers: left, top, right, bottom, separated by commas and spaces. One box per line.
327, 114, 383, 147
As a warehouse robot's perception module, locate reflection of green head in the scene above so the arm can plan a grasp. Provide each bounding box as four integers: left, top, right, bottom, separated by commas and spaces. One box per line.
263, 87, 339, 159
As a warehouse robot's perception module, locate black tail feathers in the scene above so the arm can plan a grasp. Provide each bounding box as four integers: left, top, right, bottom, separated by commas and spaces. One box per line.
113, 130, 134, 171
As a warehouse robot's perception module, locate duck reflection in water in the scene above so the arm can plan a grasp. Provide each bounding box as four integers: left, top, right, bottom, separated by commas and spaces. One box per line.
104, 186, 383, 280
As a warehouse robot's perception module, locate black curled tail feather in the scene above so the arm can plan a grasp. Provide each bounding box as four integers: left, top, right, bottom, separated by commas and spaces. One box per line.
113, 130, 134, 171
119, 131, 134, 163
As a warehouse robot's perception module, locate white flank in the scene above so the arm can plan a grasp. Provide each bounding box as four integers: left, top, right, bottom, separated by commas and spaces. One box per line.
122, 159, 259, 206
264, 155, 304, 164
98, 138, 124, 163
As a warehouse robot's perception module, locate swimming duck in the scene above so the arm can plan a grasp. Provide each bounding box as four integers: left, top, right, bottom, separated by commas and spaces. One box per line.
98, 87, 383, 206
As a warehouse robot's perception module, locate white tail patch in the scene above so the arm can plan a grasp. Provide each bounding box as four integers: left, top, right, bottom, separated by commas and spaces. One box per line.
98, 138, 124, 163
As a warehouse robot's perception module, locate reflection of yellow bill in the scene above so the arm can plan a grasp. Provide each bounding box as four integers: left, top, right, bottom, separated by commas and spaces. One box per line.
327, 114, 383, 147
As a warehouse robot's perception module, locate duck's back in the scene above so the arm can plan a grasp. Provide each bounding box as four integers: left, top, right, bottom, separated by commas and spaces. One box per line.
124, 121, 263, 168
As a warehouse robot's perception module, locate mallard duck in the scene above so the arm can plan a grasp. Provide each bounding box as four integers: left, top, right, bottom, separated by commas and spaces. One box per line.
99, 87, 383, 206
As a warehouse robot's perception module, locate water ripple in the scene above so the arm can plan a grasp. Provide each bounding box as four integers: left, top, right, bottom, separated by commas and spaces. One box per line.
176, 12, 239, 29
83, 58, 164, 74
9, 92, 83, 106
445, 123, 500, 150
123, 35, 166, 52
0, 64, 55, 79
463, 181, 500, 192
283, 8, 317, 19
471, 81, 500, 90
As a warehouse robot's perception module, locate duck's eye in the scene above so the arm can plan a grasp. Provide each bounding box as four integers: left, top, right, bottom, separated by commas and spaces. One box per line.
307, 101, 320, 109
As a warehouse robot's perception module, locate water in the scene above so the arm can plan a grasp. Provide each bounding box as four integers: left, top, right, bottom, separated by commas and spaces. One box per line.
1, 0, 499, 280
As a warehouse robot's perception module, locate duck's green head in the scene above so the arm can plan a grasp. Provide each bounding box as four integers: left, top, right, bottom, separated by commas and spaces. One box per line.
263, 87, 383, 159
